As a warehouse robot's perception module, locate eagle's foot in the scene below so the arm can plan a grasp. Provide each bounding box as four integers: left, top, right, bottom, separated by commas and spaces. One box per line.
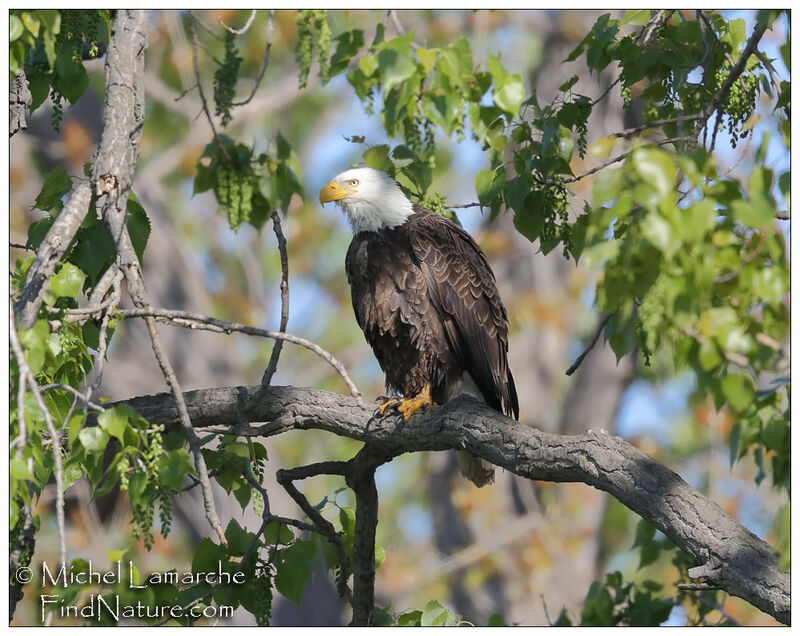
374, 396, 403, 419
396, 392, 436, 422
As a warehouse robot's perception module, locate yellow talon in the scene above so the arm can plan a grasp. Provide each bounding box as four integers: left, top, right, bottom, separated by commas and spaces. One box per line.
376, 398, 399, 417
396, 387, 435, 422
374, 386, 435, 421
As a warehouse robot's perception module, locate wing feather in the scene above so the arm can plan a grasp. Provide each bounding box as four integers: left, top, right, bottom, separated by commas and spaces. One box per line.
408, 206, 519, 419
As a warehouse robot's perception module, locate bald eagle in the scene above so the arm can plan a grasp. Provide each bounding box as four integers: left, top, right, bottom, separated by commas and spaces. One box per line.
320, 167, 518, 486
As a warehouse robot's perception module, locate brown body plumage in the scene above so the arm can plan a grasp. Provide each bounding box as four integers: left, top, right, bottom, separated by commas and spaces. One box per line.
346, 204, 519, 422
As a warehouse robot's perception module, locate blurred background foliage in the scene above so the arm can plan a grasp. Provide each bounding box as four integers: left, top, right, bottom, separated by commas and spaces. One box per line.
10, 9, 789, 626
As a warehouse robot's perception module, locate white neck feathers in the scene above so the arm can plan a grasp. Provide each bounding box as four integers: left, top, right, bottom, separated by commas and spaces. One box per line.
340, 193, 414, 233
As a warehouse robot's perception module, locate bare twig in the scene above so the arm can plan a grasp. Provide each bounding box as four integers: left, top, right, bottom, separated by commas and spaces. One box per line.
679, 582, 721, 591
220, 9, 256, 35
109, 306, 364, 404
39, 384, 105, 412
387, 10, 407, 37
446, 201, 482, 210
565, 314, 612, 376
187, 11, 232, 163
276, 462, 354, 604
84, 270, 123, 408
261, 210, 289, 386
613, 114, 705, 139
556, 136, 691, 185
191, 11, 224, 41
144, 316, 227, 543
10, 301, 67, 568
88, 263, 121, 307
231, 10, 274, 106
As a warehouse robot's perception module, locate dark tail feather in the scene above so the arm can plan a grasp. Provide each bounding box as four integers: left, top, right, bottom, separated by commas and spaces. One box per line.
457, 451, 495, 487
506, 369, 519, 420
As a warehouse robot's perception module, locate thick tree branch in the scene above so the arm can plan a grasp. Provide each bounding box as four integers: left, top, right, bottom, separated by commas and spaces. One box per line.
114, 385, 790, 625
345, 443, 393, 626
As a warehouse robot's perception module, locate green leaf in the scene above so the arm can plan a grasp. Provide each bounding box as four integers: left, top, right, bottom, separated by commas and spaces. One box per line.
126, 194, 151, 263
106, 548, 128, 563
494, 74, 525, 117
22, 12, 41, 37
641, 212, 678, 258
47, 262, 85, 302
70, 223, 116, 284
475, 169, 505, 207
10, 15, 24, 41
53, 46, 89, 104
35, 168, 72, 211
437, 37, 472, 88
397, 610, 422, 626
274, 540, 315, 606
697, 339, 722, 371
339, 507, 356, 537
421, 600, 456, 626
622, 10, 651, 25
358, 53, 378, 77
761, 418, 788, 452
721, 374, 755, 412
731, 197, 773, 229
225, 519, 254, 556
191, 538, 227, 573
363, 144, 391, 171
10, 456, 34, 481
27, 215, 55, 251
158, 449, 194, 490
632, 148, 675, 205
559, 75, 579, 92
626, 590, 674, 626
78, 427, 109, 452
328, 29, 364, 79
371, 605, 395, 626
488, 612, 509, 626
373, 31, 414, 54
377, 49, 416, 92
374, 545, 386, 569
632, 519, 656, 548
416, 46, 437, 74
262, 521, 295, 545
97, 406, 129, 442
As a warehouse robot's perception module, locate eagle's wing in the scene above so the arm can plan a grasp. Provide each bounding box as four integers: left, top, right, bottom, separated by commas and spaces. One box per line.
409, 207, 519, 419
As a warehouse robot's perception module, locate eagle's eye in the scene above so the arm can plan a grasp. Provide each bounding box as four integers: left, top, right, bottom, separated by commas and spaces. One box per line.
348, 179, 359, 187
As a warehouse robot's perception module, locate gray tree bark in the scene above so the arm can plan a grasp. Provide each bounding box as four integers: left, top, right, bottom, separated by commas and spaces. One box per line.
110, 384, 790, 625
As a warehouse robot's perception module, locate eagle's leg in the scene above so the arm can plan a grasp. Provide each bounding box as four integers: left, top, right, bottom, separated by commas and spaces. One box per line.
396, 384, 436, 422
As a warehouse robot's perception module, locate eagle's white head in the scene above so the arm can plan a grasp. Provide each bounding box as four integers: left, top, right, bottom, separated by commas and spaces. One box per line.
319, 167, 414, 234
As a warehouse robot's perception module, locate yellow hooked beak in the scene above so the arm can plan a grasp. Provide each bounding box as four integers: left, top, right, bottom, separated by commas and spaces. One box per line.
319, 181, 356, 205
